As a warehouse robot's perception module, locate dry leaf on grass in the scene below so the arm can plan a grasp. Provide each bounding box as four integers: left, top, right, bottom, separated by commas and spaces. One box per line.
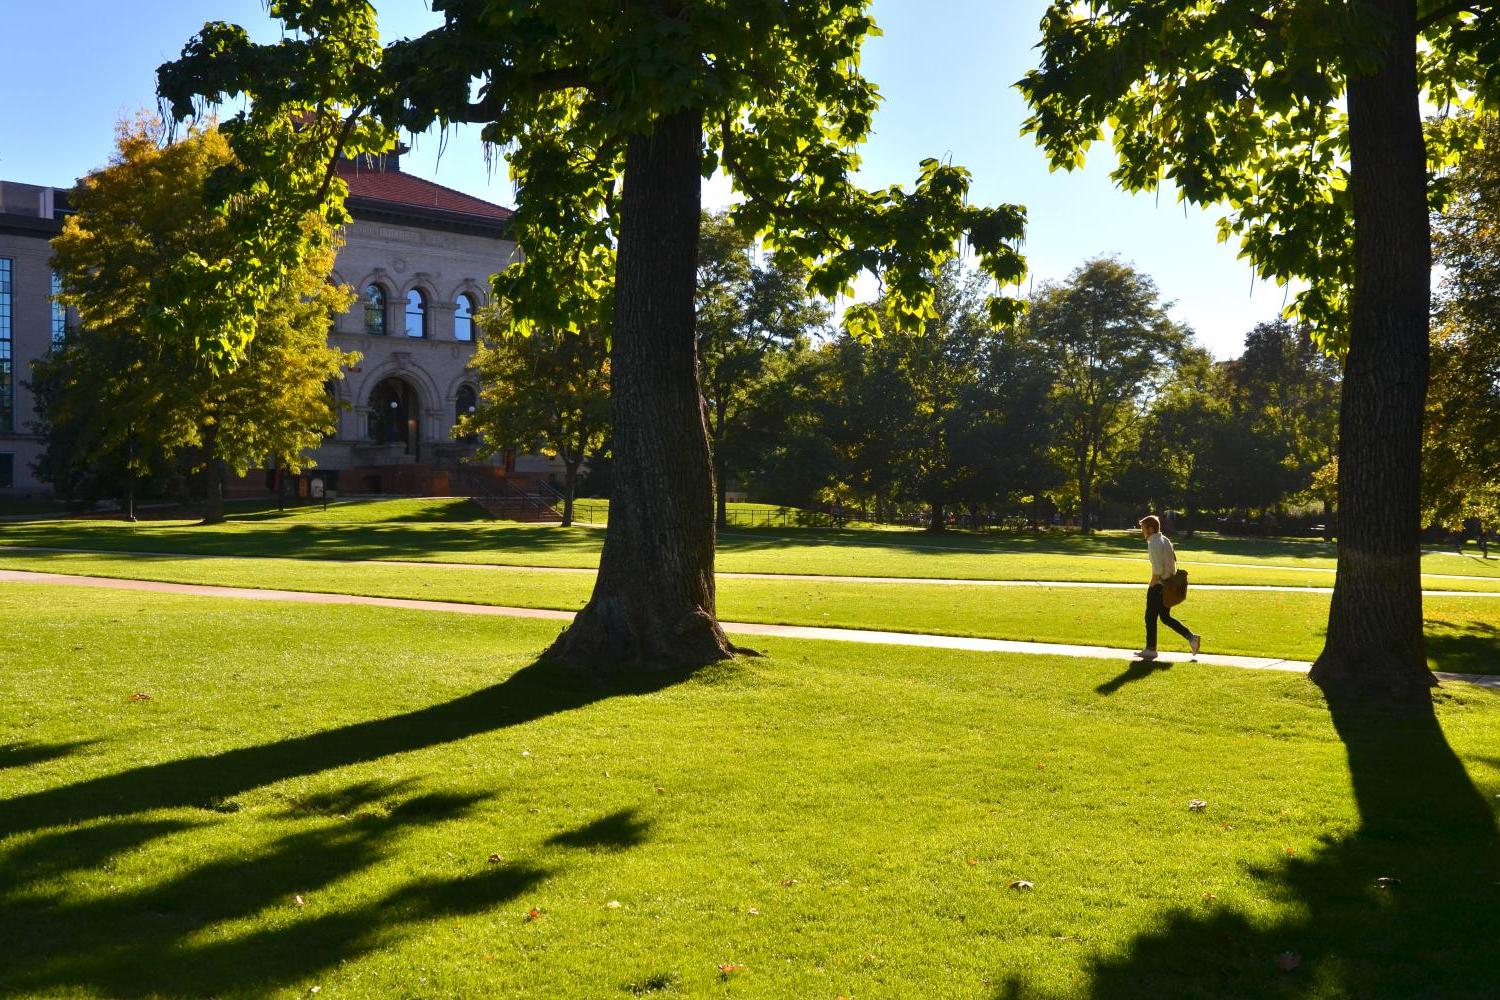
605, 900, 622, 909
293, 894, 306, 908
1009, 880, 1034, 891
526, 907, 542, 922
717, 963, 745, 978
1375, 877, 1401, 889
1188, 799, 1208, 812
128, 692, 152, 703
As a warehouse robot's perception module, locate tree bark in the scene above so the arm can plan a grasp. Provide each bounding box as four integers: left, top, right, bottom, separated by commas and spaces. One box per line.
543, 107, 733, 670
1311, 0, 1434, 703
927, 500, 945, 533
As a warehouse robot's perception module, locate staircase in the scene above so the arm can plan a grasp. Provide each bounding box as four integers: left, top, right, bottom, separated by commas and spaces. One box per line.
456, 466, 562, 523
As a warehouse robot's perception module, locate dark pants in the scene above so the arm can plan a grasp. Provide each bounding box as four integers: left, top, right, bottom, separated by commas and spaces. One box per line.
1146, 584, 1193, 650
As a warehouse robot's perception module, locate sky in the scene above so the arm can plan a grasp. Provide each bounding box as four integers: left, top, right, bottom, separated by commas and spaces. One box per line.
0, 0, 1291, 359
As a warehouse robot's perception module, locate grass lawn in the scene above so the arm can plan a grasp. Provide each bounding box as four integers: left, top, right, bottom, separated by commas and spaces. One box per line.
0, 548, 1497, 674
5, 517, 1500, 590
2, 585, 1498, 998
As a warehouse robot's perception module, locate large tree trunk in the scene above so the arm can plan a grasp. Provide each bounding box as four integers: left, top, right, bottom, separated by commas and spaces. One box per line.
927, 500, 945, 533
714, 399, 729, 530
1311, 0, 1433, 703
544, 108, 733, 670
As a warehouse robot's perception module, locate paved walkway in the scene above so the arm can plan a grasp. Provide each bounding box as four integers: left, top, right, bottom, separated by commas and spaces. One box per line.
4, 567, 1495, 691
2, 545, 1497, 597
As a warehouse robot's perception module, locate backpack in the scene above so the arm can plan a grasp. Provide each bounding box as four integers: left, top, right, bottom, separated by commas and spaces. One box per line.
1162, 569, 1189, 608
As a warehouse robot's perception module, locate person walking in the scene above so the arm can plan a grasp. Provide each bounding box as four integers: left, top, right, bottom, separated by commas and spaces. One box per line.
1137, 514, 1201, 660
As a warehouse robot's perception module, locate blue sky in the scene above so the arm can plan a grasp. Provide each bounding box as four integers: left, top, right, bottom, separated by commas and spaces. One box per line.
0, 0, 1289, 358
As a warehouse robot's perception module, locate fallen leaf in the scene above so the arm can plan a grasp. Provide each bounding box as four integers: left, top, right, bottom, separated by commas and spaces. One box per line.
1220, 822, 1235, 830
717, 963, 745, 978
747, 907, 760, 915
1009, 880, 1034, 891
1035, 763, 1045, 771
128, 692, 152, 703
1375, 877, 1401, 889
309, 988, 320, 995
966, 858, 978, 866
526, 907, 542, 922
520, 750, 532, 757
293, 894, 306, 908
1285, 847, 1295, 856
1188, 799, 1208, 812
1277, 952, 1302, 972
780, 878, 800, 887
605, 900, 622, 909
487, 853, 504, 865
1202, 892, 1218, 900
655, 785, 666, 795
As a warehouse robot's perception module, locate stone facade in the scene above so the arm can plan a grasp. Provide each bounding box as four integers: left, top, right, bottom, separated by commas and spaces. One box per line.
0, 160, 558, 498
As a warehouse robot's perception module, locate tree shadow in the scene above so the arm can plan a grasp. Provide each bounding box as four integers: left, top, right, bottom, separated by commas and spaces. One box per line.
0, 739, 98, 771
999, 689, 1500, 998
545, 807, 652, 853
1425, 619, 1500, 676
0, 661, 680, 997
0, 658, 693, 842
1095, 658, 1174, 696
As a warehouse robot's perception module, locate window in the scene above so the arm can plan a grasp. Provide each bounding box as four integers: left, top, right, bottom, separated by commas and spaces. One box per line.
404, 288, 427, 338
0, 259, 11, 434
454, 293, 475, 342
455, 385, 478, 443
50, 272, 67, 348
364, 284, 387, 335
0, 454, 11, 489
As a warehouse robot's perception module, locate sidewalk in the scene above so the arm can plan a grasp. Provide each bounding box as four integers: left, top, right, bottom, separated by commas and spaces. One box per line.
4, 567, 1494, 691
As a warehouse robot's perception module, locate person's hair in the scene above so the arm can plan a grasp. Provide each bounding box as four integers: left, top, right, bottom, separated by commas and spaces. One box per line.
1138, 515, 1161, 534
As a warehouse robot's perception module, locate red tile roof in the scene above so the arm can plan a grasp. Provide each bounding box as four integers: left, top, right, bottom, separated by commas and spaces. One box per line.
336, 163, 514, 222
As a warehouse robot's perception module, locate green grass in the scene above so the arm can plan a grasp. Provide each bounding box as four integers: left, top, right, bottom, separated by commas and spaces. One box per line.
2, 586, 1498, 998
1, 548, 1497, 673
5, 518, 1500, 589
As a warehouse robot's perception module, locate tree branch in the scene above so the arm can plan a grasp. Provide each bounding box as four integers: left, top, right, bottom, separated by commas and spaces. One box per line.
1417, 1, 1482, 31
459, 67, 593, 122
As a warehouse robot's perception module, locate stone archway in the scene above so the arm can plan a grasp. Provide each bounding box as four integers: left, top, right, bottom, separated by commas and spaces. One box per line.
367, 376, 421, 455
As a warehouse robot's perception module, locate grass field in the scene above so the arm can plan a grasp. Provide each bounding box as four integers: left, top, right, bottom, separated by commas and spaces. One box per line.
4, 510, 1500, 589
2, 547, 1498, 673
4, 586, 1499, 998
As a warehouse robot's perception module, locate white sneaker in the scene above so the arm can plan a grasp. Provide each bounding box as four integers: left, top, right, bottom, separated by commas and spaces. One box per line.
1135, 648, 1158, 660
1190, 634, 1202, 656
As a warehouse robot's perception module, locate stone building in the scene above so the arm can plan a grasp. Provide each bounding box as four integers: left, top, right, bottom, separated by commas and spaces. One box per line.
0, 152, 547, 498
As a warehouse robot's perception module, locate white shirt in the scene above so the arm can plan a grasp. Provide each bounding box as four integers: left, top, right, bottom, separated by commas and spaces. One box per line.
1147, 532, 1176, 580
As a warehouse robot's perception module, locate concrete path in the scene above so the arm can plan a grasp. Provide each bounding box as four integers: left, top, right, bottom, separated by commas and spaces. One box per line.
4, 567, 1496, 691
2, 545, 1498, 597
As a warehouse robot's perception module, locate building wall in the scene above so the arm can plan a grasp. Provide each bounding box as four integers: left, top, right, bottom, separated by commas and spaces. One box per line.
0, 210, 62, 495
0, 195, 565, 496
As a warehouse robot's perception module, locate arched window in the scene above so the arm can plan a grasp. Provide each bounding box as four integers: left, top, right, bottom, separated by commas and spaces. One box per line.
454, 293, 476, 342
405, 289, 427, 338
364, 284, 387, 336
455, 385, 478, 443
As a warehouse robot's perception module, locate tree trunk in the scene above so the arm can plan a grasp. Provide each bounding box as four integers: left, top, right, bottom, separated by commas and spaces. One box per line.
201, 458, 227, 525
1311, 0, 1433, 703
1479, 519, 1489, 560
714, 399, 728, 529
543, 108, 733, 670
1078, 473, 1093, 534
928, 500, 945, 533
561, 457, 579, 528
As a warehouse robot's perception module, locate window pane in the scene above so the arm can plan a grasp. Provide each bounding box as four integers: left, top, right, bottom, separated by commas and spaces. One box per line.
50, 272, 66, 348
405, 289, 426, 338
454, 294, 474, 342
364, 284, 386, 335
0, 259, 11, 434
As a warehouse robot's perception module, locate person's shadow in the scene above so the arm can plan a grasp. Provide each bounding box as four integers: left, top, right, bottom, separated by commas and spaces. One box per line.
995, 687, 1500, 998
1095, 657, 1174, 695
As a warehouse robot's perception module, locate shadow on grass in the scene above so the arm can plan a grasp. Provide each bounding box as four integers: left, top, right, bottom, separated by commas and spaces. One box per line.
999, 690, 1500, 999
1094, 658, 1174, 696
1426, 620, 1500, 676
0, 739, 97, 771
545, 807, 652, 853
0, 659, 687, 997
